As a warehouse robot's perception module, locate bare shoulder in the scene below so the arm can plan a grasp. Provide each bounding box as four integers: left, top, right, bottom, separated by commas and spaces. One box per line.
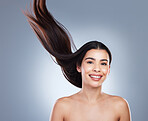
106, 94, 131, 121
50, 96, 73, 121
54, 94, 77, 109
54, 96, 72, 109
111, 95, 130, 109
106, 94, 130, 110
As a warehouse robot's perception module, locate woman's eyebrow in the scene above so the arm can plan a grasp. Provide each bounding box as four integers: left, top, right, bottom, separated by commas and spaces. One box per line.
85, 57, 95, 60
100, 59, 108, 62
85, 58, 108, 62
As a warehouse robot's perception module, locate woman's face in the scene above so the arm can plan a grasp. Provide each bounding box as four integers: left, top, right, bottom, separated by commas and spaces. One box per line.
77, 49, 110, 88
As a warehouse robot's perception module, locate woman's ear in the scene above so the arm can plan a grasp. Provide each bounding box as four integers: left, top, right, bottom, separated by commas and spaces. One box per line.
108, 65, 111, 75
76, 65, 81, 73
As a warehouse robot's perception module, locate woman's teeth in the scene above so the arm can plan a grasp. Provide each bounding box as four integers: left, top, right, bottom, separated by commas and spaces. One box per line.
90, 75, 101, 78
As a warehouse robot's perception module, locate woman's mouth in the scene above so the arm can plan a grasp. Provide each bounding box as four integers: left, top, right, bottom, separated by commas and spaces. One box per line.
89, 74, 102, 81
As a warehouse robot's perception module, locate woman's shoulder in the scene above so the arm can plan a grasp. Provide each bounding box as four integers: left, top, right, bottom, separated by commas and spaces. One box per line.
55, 96, 72, 107
111, 95, 129, 106
54, 94, 76, 107
104, 94, 131, 120
51, 96, 73, 117
105, 93, 128, 102
105, 93, 130, 112
109, 94, 128, 103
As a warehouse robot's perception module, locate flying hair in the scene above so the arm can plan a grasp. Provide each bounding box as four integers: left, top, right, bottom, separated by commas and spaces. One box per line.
23, 0, 112, 88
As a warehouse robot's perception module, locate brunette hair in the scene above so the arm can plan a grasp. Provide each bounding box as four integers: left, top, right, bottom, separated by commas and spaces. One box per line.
24, 0, 112, 88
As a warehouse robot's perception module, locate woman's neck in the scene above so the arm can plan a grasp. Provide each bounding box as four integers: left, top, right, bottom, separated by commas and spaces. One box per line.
78, 85, 105, 104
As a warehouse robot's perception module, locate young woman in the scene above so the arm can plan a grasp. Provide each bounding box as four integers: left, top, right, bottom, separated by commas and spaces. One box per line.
24, 0, 132, 121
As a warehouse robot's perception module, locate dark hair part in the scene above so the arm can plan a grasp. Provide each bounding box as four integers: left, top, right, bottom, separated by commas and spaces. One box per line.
23, 0, 112, 88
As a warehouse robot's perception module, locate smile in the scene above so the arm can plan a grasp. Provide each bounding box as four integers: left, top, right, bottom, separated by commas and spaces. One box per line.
89, 74, 102, 81
90, 75, 101, 78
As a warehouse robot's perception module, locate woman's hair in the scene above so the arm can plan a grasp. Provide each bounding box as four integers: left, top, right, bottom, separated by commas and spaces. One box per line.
24, 0, 112, 88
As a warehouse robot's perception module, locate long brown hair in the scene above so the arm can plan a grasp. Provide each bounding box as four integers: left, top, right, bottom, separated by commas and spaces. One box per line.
23, 0, 112, 88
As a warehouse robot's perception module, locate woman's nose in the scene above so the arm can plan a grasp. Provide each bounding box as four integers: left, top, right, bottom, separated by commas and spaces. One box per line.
93, 64, 101, 72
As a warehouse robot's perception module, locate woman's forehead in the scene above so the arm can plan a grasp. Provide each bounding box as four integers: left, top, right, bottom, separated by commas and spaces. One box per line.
84, 49, 109, 60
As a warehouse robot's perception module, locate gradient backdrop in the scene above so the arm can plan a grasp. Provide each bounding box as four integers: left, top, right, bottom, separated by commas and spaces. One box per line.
0, 0, 148, 121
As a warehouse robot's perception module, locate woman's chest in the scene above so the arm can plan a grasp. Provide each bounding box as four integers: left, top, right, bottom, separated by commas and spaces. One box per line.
64, 101, 119, 121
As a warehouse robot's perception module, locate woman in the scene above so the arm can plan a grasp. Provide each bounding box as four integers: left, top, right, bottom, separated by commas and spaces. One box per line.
24, 0, 132, 120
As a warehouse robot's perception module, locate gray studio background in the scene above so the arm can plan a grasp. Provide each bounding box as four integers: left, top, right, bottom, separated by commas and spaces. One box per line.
0, 0, 148, 121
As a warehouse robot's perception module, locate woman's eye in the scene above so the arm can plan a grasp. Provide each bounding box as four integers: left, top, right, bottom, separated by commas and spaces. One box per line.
101, 63, 107, 65
87, 61, 93, 64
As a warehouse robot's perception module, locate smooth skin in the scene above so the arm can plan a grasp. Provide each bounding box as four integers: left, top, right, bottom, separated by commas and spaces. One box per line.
50, 49, 132, 121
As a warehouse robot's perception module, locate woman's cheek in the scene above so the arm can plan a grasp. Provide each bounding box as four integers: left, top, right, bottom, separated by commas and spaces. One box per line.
86, 66, 93, 72
82, 64, 91, 71
102, 68, 109, 74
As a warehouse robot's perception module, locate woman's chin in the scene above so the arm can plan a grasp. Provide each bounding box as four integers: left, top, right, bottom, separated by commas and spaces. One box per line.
87, 82, 104, 88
